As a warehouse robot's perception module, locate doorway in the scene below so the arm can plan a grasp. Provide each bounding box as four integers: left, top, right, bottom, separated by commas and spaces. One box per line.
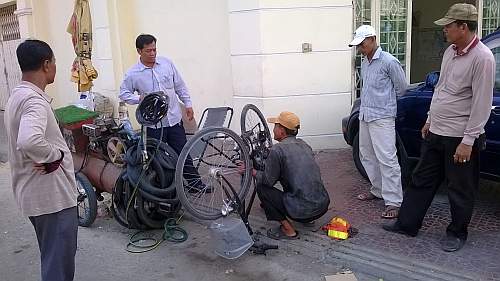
409, 0, 477, 83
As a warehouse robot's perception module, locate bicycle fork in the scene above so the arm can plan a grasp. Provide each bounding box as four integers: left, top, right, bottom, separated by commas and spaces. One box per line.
216, 171, 254, 235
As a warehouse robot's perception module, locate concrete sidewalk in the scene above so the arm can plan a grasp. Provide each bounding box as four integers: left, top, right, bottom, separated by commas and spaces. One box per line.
313, 149, 500, 281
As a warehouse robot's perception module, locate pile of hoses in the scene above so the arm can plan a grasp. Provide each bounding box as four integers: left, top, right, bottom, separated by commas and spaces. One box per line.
111, 137, 181, 229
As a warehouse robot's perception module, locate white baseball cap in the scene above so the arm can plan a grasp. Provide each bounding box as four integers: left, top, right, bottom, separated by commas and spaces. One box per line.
348, 25, 376, 47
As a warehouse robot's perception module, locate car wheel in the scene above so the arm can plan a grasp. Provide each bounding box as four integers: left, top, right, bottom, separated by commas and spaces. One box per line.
396, 134, 412, 190
353, 132, 411, 188
352, 132, 368, 180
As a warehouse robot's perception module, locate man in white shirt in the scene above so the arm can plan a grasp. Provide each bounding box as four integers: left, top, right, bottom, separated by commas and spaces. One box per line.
5, 39, 78, 281
120, 34, 206, 191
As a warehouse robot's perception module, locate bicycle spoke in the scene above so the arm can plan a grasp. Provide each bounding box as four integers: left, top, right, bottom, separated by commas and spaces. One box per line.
176, 127, 251, 220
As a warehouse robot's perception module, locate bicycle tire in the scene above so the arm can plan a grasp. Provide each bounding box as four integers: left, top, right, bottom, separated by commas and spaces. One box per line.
75, 172, 98, 227
240, 104, 272, 147
175, 127, 252, 220
136, 193, 167, 229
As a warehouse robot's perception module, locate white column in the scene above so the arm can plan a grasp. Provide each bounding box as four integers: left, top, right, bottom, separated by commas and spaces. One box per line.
14, 0, 34, 39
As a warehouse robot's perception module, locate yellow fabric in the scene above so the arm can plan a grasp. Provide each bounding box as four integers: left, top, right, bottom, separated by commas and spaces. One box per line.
67, 0, 97, 92
70, 59, 97, 92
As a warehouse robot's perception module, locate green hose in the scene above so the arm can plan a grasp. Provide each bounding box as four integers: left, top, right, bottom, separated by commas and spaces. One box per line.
126, 217, 188, 254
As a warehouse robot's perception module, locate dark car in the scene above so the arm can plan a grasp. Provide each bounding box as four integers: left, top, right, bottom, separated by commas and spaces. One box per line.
342, 31, 500, 184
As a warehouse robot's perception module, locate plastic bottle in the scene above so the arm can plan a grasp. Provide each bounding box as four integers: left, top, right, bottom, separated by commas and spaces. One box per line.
118, 102, 137, 139
118, 102, 127, 120
78, 92, 95, 110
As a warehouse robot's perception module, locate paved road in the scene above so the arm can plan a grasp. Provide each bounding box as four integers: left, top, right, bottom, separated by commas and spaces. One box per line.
0, 163, 357, 281
1, 148, 499, 281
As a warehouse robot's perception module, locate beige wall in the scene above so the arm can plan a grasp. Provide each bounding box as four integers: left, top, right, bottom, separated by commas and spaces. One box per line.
98, 0, 235, 127
13, 0, 353, 149
17, 0, 234, 127
14, 0, 80, 108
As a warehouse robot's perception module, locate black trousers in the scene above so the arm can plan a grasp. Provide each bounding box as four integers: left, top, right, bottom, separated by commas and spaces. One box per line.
257, 184, 327, 223
29, 207, 78, 281
397, 132, 482, 240
147, 123, 202, 186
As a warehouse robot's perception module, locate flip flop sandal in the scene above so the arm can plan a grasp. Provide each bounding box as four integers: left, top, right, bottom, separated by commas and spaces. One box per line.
381, 206, 400, 219
356, 192, 379, 201
267, 226, 299, 240
301, 221, 316, 228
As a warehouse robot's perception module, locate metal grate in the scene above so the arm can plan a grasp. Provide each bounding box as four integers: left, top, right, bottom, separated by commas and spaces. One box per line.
379, 0, 407, 67
483, 0, 500, 37
354, 0, 372, 98
0, 4, 20, 41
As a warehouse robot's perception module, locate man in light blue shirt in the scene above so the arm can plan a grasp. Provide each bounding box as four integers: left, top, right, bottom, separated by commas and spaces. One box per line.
120, 34, 206, 190
349, 25, 407, 218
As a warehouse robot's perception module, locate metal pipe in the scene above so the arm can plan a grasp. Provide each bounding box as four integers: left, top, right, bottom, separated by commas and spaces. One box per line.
72, 153, 123, 193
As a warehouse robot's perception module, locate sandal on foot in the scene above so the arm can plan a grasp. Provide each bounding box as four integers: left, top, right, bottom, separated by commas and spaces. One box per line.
267, 226, 299, 240
356, 192, 380, 201
301, 221, 315, 228
381, 206, 400, 219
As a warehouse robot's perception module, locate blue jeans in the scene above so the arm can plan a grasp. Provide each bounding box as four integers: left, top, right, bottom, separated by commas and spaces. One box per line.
29, 207, 78, 281
147, 123, 202, 187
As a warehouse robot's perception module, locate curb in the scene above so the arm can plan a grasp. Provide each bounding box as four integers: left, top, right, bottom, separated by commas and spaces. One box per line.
247, 214, 477, 281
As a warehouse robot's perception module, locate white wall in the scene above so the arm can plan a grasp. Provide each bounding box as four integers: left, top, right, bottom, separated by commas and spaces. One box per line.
229, 0, 353, 149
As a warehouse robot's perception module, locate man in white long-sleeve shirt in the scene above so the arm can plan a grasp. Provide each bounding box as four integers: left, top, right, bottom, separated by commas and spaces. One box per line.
120, 34, 206, 191
348, 25, 407, 219
5, 40, 78, 281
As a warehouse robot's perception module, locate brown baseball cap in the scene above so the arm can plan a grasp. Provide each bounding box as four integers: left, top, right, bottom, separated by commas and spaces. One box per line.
267, 111, 300, 130
434, 3, 478, 26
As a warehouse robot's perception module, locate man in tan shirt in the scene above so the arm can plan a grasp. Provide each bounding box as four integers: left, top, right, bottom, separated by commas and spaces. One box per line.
383, 3, 495, 252
4, 40, 78, 281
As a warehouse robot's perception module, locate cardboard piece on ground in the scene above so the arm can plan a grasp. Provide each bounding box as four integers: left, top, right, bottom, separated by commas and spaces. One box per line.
324, 272, 358, 281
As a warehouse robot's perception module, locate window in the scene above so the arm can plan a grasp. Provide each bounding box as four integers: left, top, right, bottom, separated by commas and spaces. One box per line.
483, 0, 500, 37
354, 0, 372, 97
380, 0, 408, 67
0, 4, 20, 41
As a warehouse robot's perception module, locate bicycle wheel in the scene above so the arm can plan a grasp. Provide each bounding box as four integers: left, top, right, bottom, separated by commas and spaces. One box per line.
175, 127, 252, 220
240, 104, 273, 150
75, 172, 97, 227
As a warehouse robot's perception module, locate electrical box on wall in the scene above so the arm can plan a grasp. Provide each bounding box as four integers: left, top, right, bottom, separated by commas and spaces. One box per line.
302, 43, 312, 53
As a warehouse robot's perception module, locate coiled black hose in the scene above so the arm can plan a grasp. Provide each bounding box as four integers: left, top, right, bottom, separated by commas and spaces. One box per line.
111, 137, 181, 229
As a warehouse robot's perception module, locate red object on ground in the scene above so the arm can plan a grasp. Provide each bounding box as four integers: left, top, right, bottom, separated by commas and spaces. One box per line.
322, 217, 351, 240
